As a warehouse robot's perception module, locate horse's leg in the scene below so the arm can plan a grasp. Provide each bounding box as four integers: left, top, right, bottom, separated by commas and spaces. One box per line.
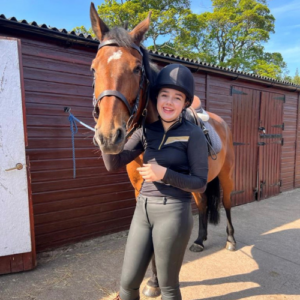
218, 164, 236, 251
142, 255, 161, 297
189, 192, 208, 252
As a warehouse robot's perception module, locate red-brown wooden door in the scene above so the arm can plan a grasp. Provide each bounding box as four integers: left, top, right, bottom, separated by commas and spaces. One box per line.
231, 87, 284, 205
231, 87, 260, 205
257, 92, 284, 199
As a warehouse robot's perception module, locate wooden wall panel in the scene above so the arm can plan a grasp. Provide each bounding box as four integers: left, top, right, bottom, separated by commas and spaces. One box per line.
281, 93, 298, 191
1, 32, 137, 252
206, 75, 233, 129
194, 73, 206, 109
294, 94, 300, 188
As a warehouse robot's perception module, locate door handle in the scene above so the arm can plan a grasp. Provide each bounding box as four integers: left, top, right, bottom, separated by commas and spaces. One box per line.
5, 163, 25, 171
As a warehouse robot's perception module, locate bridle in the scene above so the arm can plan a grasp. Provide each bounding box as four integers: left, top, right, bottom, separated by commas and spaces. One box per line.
92, 39, 149, 137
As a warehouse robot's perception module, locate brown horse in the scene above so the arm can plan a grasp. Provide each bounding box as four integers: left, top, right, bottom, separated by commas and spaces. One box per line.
90, 2, 236, 297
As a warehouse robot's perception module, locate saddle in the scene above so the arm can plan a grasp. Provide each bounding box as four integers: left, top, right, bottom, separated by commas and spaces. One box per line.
184, 107, 221, 160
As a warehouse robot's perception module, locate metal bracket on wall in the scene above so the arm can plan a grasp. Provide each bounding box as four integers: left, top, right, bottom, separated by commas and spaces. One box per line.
259, 134, 282, 139
260, 181, 266, 188
231, 190, 245, 196
230, 87, 247, 95
272, 123, 284, 130
269, 180, 282, 187
273, 95, 286, 103
233, 142, 249, 146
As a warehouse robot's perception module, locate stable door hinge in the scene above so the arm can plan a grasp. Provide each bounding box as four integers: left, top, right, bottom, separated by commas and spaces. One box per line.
273, 95, 286, 103
231, 87, 247, 95
272, 123, 284, 130
258, 142, 266, 146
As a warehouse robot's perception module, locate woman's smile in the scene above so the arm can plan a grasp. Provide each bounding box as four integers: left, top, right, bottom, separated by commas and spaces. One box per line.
163, 107, 174, 114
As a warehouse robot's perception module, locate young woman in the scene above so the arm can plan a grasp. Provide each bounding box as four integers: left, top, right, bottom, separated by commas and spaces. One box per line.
102, 64, 208, 300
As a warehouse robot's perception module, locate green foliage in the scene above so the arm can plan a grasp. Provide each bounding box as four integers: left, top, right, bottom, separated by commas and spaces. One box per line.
203, 0, 276, 70
290, 68, 300, 85
72, 25, 94, 36
74, 0, 289, 79
74, 0, 191, 50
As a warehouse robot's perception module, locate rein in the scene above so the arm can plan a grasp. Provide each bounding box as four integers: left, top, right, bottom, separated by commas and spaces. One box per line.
92, 39, 149, 138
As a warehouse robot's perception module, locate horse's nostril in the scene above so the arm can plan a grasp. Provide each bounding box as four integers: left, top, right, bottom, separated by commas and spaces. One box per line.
94, 133, 104, 146
93, 136, 98, 146
113, 128, 124, 145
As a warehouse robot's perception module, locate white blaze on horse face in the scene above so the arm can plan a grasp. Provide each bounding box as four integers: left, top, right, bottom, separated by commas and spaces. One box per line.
107, 50, 123, 64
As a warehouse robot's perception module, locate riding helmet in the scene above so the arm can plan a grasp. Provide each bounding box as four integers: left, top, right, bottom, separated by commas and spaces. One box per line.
154, 64, 194, 106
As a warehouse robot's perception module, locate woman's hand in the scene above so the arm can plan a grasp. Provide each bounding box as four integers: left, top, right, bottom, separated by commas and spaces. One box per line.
137, 164, 167, 182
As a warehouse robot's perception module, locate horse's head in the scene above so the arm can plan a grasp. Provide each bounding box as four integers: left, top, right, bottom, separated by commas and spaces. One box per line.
90, 3, 151, 154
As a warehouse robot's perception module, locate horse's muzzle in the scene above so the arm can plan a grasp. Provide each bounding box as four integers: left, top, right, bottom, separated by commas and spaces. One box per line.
94, 127, 126, 154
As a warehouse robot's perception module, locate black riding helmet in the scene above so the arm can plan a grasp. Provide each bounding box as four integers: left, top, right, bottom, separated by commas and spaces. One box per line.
153, 64, 195, 106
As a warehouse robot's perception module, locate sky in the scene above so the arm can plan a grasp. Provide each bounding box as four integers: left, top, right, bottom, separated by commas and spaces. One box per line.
1, 0, 299, 77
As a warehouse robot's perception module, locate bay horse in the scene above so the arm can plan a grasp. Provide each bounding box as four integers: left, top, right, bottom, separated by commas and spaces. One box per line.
89, 2, 236, 297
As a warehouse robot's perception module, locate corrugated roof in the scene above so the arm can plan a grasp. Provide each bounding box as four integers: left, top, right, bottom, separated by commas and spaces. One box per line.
1, 13, 299, 90
0, 14, 98, 42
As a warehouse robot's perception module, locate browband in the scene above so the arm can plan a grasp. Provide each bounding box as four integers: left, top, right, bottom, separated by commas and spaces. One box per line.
98, 39, 144, 57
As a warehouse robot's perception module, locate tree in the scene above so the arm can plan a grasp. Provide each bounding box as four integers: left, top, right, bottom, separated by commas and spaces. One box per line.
74, 0, 191, 51
292, 68, 300, 85
74, 0, 288, 79
201, 1, 276, 70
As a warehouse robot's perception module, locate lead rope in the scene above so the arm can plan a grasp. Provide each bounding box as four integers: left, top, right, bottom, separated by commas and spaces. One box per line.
68, 114, 78, 179
64, 107, 96, 178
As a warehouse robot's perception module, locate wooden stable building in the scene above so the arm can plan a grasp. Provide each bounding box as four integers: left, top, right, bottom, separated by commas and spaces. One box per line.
1, 15, 299, 273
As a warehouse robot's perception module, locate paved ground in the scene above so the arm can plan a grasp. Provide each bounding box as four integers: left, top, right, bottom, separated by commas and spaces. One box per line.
1, 189, 300, 300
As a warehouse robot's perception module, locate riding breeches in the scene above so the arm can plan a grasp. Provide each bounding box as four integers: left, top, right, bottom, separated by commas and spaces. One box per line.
119, 195, 193, 300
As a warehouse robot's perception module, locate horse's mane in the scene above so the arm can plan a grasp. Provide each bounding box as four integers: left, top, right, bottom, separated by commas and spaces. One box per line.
104, 27, 158, 89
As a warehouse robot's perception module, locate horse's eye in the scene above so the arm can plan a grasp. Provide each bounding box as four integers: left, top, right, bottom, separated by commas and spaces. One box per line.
133, 66, 141, 74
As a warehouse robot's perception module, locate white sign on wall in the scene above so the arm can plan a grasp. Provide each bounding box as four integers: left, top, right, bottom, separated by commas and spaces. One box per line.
0, 38, 32, 256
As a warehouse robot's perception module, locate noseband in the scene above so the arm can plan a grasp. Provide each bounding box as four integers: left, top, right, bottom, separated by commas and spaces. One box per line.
92, 39, 148, 130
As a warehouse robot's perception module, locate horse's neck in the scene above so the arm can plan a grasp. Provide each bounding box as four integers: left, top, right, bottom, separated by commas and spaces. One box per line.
146, 100, 159, 124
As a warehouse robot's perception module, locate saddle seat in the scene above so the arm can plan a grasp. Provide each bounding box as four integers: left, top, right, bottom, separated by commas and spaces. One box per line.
185, 107, 222, 156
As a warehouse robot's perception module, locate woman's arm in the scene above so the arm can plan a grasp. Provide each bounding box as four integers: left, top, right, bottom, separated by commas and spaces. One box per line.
162, 127, 208, 193
102, 129, 144, 171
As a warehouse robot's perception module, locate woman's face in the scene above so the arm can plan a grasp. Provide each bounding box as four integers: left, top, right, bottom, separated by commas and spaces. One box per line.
157, 88, 186, 123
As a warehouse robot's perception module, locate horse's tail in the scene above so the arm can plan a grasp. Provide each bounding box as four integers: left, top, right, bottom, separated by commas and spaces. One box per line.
205, 176, 221, 225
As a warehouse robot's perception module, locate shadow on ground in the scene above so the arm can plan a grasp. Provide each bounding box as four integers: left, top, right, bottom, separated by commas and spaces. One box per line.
0, 190, 299, 300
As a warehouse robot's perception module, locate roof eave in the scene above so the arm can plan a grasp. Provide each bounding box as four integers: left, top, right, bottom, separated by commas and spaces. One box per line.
150, 53, 300, 93
0, 17, 99, 48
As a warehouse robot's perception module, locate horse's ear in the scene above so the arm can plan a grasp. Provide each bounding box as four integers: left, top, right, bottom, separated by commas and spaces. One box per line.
130, 11, 151, 46
90, 2, 109, 41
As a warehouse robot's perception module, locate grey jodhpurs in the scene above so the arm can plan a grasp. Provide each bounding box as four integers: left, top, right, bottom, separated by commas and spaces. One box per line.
119, 195, 193, 300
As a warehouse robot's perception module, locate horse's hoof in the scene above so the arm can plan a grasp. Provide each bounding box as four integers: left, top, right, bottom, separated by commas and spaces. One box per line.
226, 241, 236, 251
189, 243, 204, 252
142, 284, 161, 298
